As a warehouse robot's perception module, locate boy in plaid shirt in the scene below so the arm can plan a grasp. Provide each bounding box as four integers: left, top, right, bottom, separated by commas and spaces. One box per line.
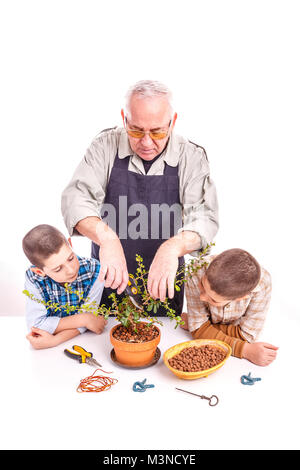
23, 224, 107, 349
181, 248, 278, 366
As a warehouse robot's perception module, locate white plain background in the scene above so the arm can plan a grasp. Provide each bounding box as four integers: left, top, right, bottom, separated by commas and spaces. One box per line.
0, 0, 299, 451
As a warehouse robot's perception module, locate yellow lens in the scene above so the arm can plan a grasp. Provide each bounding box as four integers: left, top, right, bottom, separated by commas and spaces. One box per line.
150, 132, 168, 140
127, 130, 145, 138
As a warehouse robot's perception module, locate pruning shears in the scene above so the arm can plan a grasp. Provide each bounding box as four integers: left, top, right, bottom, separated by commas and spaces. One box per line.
125, 274, 143, 310
64, 345, 102, 367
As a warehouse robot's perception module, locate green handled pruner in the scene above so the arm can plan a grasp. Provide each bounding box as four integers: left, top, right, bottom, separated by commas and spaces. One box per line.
64, 345, 102, 367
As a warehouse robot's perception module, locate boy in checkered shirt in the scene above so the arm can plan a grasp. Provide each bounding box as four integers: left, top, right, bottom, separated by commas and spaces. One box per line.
181, 248, 278, 366
23, 224, 107, 349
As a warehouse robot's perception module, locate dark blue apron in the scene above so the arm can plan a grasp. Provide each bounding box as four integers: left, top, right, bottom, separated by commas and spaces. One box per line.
91, 152, 184, 316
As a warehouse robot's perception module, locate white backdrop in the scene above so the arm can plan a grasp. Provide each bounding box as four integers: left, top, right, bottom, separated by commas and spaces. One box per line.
0, 0, 300, 452
1, 0, 299, 318
1, 0, 299, 319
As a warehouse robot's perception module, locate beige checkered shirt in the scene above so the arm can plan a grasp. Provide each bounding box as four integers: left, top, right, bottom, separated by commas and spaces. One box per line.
185, 255, 272, 343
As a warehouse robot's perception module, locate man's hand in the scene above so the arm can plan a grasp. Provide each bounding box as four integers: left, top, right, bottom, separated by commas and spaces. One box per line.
147, 232, 201, 302
76, 217, 128, 294
98, 239, 128, 294
147, 241, 180, 301
242, 342, 279, 366
85, 314, 108, 334
26, 327, 57, 349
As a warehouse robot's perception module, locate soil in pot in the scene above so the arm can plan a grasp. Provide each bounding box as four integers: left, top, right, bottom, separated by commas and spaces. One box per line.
112, 322, 159, 343
168, 345, 227, 372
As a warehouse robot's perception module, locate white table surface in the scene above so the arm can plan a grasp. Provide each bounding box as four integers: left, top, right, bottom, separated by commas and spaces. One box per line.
0, 313, 299, 450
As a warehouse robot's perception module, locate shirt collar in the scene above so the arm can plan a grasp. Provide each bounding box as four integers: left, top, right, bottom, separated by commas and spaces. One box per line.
118, 128, 182, 167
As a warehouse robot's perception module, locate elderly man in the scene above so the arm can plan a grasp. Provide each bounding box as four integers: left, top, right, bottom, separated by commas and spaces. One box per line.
61, 80, 219, 315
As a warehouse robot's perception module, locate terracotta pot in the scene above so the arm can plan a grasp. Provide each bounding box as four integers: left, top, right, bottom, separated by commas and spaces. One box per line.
110, 323, 161, 367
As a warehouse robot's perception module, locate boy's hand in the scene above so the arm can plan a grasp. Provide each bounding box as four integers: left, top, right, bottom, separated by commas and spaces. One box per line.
85, 314, 107, 334
242, 342, 279, 366
26, 327, 56, 349
180, 312, 189, 330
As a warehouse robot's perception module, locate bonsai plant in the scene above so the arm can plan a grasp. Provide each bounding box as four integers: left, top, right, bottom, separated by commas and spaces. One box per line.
108, 244, 213, 367
23, 243, 213, 368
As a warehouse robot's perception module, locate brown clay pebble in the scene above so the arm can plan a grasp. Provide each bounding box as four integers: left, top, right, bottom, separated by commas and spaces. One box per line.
168, 345, 227, 372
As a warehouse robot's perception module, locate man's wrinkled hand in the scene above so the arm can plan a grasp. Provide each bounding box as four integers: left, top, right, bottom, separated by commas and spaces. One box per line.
98, 239, 129, 294
147, 242, 180, 302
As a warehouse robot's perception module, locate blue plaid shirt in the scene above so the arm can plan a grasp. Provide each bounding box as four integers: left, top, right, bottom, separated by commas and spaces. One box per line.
25, 255, 100, 318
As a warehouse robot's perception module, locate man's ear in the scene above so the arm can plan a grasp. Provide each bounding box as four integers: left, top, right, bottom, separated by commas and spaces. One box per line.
171, 112, 178, 130
30, 267, 46, 277
121, 109, 126, 126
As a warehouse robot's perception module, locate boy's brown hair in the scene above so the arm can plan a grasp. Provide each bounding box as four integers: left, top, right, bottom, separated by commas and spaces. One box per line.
22, 224, 68, 269
206, 248, 261, 299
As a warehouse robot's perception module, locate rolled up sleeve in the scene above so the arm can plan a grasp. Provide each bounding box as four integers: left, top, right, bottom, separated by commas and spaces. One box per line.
178, 146, 219, 252
61, 140, 109, 236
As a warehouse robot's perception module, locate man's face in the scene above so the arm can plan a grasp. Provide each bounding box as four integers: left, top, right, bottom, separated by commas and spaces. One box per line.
41, 244, 80, 284
122, 94, 176, 161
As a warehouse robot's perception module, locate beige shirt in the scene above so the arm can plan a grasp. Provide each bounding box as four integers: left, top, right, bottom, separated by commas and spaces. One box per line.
186, 255, 272, 343
61, 127, 219, 250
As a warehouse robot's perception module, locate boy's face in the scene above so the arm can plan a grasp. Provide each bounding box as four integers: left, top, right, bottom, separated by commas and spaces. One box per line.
33, 243, 80, 284
199, 275, 247, 307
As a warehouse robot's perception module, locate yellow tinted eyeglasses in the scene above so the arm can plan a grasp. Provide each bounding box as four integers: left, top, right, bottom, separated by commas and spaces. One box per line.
125, 118, 172, 140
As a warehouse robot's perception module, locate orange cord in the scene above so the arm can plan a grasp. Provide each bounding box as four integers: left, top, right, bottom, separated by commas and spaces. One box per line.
77, 368, 118, 393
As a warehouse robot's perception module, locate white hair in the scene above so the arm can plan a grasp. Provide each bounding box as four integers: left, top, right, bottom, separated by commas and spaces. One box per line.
124, 80, 174, 117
